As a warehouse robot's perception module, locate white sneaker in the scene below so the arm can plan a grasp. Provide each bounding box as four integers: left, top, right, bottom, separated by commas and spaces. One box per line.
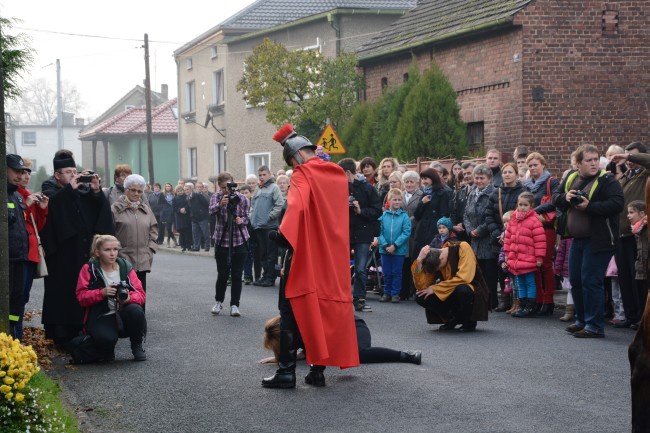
230, 305, 241, 317
211, 302, 223, 315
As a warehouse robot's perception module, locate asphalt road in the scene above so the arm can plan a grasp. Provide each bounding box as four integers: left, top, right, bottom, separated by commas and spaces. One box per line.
26, 250, 634, 433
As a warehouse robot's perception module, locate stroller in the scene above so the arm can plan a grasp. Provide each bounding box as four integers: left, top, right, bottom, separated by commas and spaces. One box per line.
350, 244, 383, 297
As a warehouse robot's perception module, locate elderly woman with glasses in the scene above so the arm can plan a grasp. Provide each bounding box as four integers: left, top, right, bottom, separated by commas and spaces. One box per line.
111, 174, 158, 295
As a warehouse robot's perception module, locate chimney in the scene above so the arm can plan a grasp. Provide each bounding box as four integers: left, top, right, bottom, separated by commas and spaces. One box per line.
161, 84, 168, 100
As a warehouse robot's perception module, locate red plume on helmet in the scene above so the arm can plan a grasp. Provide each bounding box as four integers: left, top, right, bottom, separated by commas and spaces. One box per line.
272, 123, 297, 144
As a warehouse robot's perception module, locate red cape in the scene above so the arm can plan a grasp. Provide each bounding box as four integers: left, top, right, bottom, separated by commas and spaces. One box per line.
280, 157, 359, 368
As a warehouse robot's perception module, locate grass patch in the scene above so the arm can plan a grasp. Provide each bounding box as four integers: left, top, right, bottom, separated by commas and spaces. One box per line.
28, 372, 81, 433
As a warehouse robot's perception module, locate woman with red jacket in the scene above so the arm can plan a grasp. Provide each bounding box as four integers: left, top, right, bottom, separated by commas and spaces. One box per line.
504, 192, 547, 318
76, 235, 147, 362
16, 159, 49, 341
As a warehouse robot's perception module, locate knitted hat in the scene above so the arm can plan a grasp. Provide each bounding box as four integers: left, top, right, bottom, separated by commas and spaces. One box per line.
437, 217, 453, 231
53, 155, 76, 170
419, 168, 438, 182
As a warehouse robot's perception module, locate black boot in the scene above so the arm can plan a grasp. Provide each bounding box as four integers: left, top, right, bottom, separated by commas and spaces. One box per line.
130, 337, 146, 361
494, 292, 512, 312
513, 298, 536, 318
400, 350, 422, 365
262, 330, 296, 389
538, 303, 555, 316
305, 365, 326, 387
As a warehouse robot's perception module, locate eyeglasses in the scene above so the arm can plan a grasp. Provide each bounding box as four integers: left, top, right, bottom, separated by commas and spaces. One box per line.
127, 188, 143, 195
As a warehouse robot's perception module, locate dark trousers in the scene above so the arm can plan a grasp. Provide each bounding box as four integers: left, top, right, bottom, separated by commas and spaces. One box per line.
155, 214, 164, 243
89, 304, 146, 354
478, 258, 498, 309
400, 257, 415, 299
9, 261, 25, 339
215, 244, 247, 306
161, 221, 174, 241
415, 284, 475, 326
179, 227, 193, 249
254, 228, 278, 282
616, 236, 642, 322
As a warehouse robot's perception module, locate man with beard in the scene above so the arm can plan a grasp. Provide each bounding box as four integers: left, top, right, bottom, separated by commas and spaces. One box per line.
40, 152, 115, 349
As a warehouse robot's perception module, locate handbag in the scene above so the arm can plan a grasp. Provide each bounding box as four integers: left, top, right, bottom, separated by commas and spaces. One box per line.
30, 213, 48, 278
540, 177, 556, 224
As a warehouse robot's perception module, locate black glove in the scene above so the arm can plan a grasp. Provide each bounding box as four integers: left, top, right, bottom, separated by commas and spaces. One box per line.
269, 230, 290, 249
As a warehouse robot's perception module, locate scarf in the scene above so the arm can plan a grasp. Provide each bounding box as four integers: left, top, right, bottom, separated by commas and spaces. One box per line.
524, 170, 551, 193
515, 209, 533, 221
165, 192, 173, 204
421, 185, 433, 196
632, 217, 647, 235
124, 196, 140, 210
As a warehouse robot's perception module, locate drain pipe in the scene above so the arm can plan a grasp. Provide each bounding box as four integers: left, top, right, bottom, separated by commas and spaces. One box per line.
327, 12, 340, 55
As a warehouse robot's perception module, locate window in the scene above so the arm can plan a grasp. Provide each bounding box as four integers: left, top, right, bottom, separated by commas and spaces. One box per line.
466, 122, 484, 150
214, 142, 226, 174
186, 58, 193, 70
212, 70, 224, 106
602, 9, 619, 35
22, 131, 36, 146
403, 73, 409, 83
188, 147, 198, 177
245, 152, 270, 176
211, 46, 218, 59
381, 77, 388, 92
185, 81, 196, 113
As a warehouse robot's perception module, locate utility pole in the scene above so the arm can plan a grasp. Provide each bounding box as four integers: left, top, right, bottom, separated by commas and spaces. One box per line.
0, 24, 9, 333
56, 59, 63, 149
143, 34, 154, 185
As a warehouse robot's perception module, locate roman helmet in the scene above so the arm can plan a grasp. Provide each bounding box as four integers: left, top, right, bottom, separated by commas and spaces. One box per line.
272, 123, 316, 166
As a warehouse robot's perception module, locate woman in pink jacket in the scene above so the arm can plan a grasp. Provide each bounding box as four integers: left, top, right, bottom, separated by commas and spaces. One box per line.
76, 235, 147, 362
504, 192, 546, 318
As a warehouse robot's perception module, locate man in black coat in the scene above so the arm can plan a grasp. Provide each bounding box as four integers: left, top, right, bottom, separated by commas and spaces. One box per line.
186, 182, 210, 252
338, 158, 382, 313
40, 153, 115, 348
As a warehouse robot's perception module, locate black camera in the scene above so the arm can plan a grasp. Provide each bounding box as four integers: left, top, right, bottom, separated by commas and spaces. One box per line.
570, 190, 588, 206
348, 195, 356, 207
113, 281, 131, 301
226, 182, 240, 210
78, 171, 95, 183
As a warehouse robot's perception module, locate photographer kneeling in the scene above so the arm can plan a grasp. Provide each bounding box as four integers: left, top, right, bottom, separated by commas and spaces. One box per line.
75, 235, 147, 362
208, 172, 251, 317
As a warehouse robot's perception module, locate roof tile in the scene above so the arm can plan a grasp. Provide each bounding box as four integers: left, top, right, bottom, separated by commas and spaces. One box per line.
357, 0, 534, 60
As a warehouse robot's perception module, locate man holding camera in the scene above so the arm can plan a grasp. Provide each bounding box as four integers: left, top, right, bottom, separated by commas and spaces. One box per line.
338, 158, 382, 312
554, 144, 624, 338
209, 172, 251, 317
40, 152, 115, 348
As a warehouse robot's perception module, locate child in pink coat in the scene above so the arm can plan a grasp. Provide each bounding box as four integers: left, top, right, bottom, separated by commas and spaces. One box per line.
504, 192, 546, 318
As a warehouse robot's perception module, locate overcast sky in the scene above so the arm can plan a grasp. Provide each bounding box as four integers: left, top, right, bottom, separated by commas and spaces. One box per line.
1, 0, 256, 121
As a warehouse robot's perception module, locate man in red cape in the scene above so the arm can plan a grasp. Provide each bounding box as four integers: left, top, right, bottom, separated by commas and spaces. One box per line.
262, 124, 359, 389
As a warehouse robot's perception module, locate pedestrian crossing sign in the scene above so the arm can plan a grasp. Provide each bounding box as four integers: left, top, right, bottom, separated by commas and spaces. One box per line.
317, 124, 346, 154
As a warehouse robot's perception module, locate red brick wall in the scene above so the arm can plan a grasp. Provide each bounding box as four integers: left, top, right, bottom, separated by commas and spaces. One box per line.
361, 0, 649, 174
362, 29, 524, 158
515, 0, 650, 174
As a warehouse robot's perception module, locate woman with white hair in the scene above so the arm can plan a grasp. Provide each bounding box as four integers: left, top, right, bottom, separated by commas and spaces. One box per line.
111, 174, 158, 294
400, 170, 423, 299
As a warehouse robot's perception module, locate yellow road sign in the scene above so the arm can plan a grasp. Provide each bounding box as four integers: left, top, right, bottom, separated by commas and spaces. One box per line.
317, 124, 346, 154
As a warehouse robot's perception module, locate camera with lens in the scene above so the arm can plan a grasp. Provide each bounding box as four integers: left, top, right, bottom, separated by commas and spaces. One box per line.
78, 171, 95, 183
348, 195, 356, 208
112, 281, 131, 301
226, 182, 240, 213
570, 190, 588, 206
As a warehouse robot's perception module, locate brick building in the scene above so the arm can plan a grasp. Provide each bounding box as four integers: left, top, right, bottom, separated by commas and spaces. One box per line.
357, 0, 649, 173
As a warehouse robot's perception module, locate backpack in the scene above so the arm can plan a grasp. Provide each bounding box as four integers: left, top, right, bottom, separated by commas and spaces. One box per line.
69, 334, 104, 364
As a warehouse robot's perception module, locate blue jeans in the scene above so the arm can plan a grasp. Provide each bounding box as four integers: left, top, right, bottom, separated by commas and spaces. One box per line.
381, 254, 405, 297
516, 272, 536, 299
352, 243, 371, 300
569, 238, 613, 335
192, 219, 210, 249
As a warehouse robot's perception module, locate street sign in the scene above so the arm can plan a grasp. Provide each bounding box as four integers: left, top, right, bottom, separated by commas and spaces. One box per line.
317, 124, 346, 154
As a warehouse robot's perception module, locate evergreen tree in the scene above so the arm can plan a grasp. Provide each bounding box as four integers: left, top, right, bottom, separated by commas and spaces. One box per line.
340, 101, 372, 159
395, 64, 467, 160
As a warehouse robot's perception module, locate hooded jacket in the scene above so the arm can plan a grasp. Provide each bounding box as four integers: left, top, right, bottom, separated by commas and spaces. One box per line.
378, 207, 411, 256
504, 209, 546, 275
348, 177, 382, 244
